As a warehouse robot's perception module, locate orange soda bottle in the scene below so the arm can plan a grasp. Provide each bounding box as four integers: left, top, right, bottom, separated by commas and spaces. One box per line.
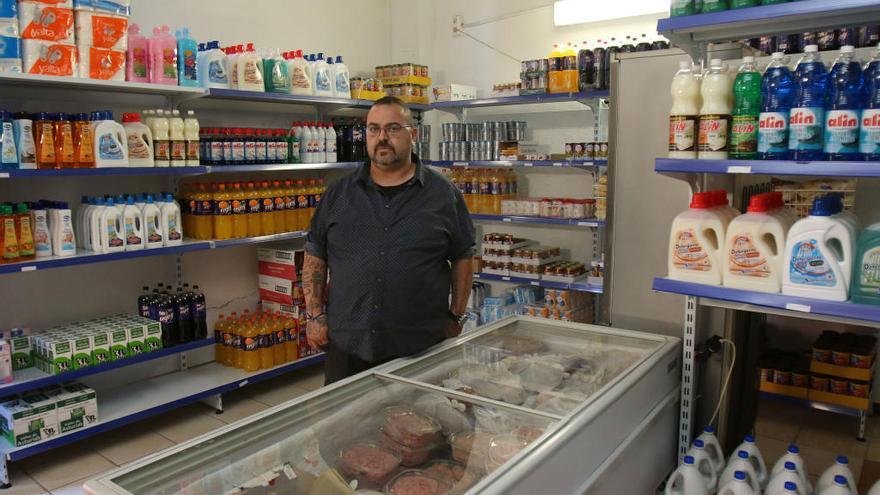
272, 311, 287, 365
212, 183, 233, 240
294, 180, 308, 231
231, 182, 248, 238
283, 180, 298, 232
307, 179, 319, 225
242, 317, 260, 372
284, 315, 299, 362
245, 181, 261, 237
225, 311, 238, 367
258, 313, 275, 369
272, 180, 286, 233
259, 181, 276, 235
214, 313, 227, 364
469, 169, 480, 213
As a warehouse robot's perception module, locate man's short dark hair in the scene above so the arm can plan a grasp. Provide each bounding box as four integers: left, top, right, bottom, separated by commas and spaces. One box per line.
371, 96, 413, 124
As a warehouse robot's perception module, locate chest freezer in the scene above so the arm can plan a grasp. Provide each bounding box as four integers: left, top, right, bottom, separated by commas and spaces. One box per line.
85, 317, 681, 495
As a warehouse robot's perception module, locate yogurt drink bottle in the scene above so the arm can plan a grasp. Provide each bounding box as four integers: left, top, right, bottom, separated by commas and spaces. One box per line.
698, 59, 733, 159
669, 61, 701, 158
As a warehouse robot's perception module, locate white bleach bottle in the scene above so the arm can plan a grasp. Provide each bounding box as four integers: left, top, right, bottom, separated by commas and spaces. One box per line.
142, 195, 163, 249
51, 202, 75, 257
816, 457, 857, 495
160, 193, 182, 246
767, 461, 812, 495
720, 450, 761, 492
819, 476, 854, 495
696, 425, 726, 476
732, 435, 769, 488
687, 439, 720, 492
771, 445, 812, 494
99, 197, 125, 253
122, 197, 145, 251
664, 455, 709, 495
326, 121, 337, 163
718, 471, 759, 495
668, 191, 727, 285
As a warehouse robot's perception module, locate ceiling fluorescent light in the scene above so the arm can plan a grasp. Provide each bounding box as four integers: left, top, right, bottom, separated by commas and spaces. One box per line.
554, 0, 668, 26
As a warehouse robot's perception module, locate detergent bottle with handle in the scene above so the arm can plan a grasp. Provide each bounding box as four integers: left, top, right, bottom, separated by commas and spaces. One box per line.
668, 191, 728, 285
93, 111, 128, 167
664, 456, 709, 495
732, 435, 769, 489
696, 425, 725, 476
176, 28, 198, 87
720, 451, 761, 493
686, 439, 719, 492
199, 40, 228, 89
724, 194, 787, 292
149, 25, 178, 85
99, 197, 125, 253
816, 456, 857, 495
143, 195, 163, 248
237, 43, 264, 92
851, 222, 880, 305
160, 193, 182, 246
718, 471, 759, 495
289, 49, 313, 95
771, 445, 813, 494
766, 461, 812, 495
818, 476, 854, 495
122, 196, 144, 251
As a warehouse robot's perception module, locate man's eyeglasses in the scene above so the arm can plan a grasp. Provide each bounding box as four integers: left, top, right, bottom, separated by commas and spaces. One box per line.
366, 123, 412, 137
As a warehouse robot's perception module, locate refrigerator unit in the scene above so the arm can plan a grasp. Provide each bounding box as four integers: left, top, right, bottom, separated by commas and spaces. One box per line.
84, 317, 681, 494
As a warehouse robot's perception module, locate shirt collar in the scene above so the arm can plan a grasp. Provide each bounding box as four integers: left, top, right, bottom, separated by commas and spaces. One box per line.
357, 153, 425, 188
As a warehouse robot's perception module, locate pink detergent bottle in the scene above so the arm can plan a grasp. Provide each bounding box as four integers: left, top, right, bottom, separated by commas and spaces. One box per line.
149, 25, 178, 85
126, 24, 150, 83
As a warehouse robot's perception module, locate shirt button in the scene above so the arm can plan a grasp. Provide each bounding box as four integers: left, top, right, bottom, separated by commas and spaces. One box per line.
383, 227, 389, 232
385, 204, 391, 208
373, 304, 380, 309
380, 251, 385, 256
377, 277, 383, 283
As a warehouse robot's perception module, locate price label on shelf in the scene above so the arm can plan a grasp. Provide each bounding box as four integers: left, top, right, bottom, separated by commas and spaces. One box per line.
453, 162, 468, 167
239, 379, 249, 388
0, 173, 8, 178
502, 217, 512, 222
530, 281, 540, 286
552, 162, 563, 167
20, 266, 36, 272
784, 303, 811, 313
523, 162, 534, 167
502, 276, 511, 281
577, 221, 594, 227
727, 166, 752, 174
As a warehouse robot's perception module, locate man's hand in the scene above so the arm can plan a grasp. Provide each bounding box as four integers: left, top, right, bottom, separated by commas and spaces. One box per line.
307, 315, 329, 349
445, 319, 463, 339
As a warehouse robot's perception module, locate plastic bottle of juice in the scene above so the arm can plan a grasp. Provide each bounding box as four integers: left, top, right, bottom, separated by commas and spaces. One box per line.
1, 205, 19, 263
259, 181, 276, 235
272, 180, 286, 233
490, 169, 502, 214
225, 311, 238, 366
54, 113, 76, 168
34, 112, 57, 169
14, 204, 34, 261
308, 179, 321, 225
213, 182, 233, 240
242, 316, 260, 372
197, 183, 212, 240
284, 314, 299, 361
469, 169, 480, 213
258, 313, 275, 369
246, 181, 262, 237
234, 313, 248, 369
231, 182, 248, 238
294, 180, 308, 231
272, 312, 287, 365
214, 313, 227, 364
283, 179, 298, 232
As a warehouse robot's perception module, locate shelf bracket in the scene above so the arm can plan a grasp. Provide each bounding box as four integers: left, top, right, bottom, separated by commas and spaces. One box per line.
0, 454, 9, 489
679, 295, 699, 460
201, 393, 224, 414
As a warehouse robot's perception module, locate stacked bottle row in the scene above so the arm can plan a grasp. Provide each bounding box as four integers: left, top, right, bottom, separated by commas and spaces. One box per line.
180, 179, 325, 241
137, 283, 208, 349
213, 310, 303, 372
669, 45, 880, 161
446, 168, 519, 215
199, 122, 338, 166
76, 193, 182, 253
0, 201, 75, 261
568, 36, 670, 92
745, 26, 880, 56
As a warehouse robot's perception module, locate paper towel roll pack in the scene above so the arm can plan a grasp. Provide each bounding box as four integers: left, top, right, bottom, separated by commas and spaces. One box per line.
78, 45, 123, 80
22, 39, 76, 75
19, 2, 74, 43
72, 0, 130, 15
0, 0, 19, 37
0, 35, 21, 73
75, 11, 126, 49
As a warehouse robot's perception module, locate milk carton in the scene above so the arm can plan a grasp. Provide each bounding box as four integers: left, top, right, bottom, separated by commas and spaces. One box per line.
9, 333, 32, 370
90, 331, 112, 364
109, 328, 129, 360
46, 338, 73, 374
125, 323, 145, 355
71, 334, 93, 370
0, 393, 58, 446
142, 318, 162, 351
0, 340, 11, 384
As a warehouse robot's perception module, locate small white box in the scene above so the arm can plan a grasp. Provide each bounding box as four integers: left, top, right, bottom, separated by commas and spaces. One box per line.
259, 275, 295, 305
53, 383, 98, 434
0, 393, 58, 447
432, 83, 477, 102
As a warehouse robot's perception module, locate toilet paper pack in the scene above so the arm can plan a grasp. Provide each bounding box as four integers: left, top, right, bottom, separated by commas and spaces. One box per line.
77, 44, 123, 80
73, 0, 130, 16
18, 2, 74, 43
23, 39, 75, 75
74, 10, 126, 49
0, 35, 22, 73
23, 0, 73, 7
0, 0, 19, 37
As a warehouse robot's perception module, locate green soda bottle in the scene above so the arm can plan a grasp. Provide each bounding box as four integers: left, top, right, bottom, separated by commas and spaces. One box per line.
852, 223, 880, 305
701, 0, 728, 13
671, 0, 695, 16
730, 56, 762, 159
730, 0, 758, 8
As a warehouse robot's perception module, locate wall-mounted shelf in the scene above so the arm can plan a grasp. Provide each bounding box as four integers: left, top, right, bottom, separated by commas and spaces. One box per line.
470, 214, 604, 228
0, 167, 208, 178
432, 160, 606, 169
655, 158, 880, 178
475, 272, 603, 293
431, 91, 609, 110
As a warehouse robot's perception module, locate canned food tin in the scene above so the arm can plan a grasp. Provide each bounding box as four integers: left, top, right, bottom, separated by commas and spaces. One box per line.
850, 381, 869, 398
439, 142, 450, 161
812, 346, 832, 363
829, 378, 849, 395
773, 369, 791, 385
791, 372, 808, 388
539, 59, 549, 72
831, 350, 851, 366
810, 375, 829, 391
490, 141, 500, 160
442, 123, 455, 142
851, 352, 873, 369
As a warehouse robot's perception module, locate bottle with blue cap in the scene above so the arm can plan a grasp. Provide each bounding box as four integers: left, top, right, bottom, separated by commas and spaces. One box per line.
686, 438, 719, 491
92, 110, 128, 168
771, 444, 813, 494
720, 450, 762, 492
664, 455, 709, 495
199, 40, 229, 89
731, 434, 769, 488
816, 456, 856, 494
784, 481, 807, 495
696, 425, 726, 475
782, 196, 855, 301
142, 194, 163, 249
817, 475, 854, 495
766, 461, 809, 495
718, 471, 760, 495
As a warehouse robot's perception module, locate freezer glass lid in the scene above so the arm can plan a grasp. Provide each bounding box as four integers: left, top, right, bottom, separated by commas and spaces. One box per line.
108, 375, 554, 494
389, 319, 664, 416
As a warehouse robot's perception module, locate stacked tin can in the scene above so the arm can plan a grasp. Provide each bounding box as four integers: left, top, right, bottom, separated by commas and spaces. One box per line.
438, 121, 527, 161
413, 124, 431, 161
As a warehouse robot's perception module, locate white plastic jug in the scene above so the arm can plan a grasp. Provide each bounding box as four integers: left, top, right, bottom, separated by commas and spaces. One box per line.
122, 198, 145, 251
313, 53, 333, 97
696, 425, 726, 476
698, 58, 733, 160
665, 456, 709, 495
51, 203, 75, 257
87, 199, 104, 253
733, 435, 768, 488
289, 49, 313, 95
668, 191, 727, 285
771, 445, 812, 494
782, 196, 854, 302
669, 60, 701, 159
718, 471, 759, 495
817, 457, 857, 495
160, 193, 182, 246
99, 198, 125, 253
332, 55, 351, 98
122, 113, 154, 167
32, 206, 51, 258
818, 476, 854, 495
237, 43, 264, 92
142, 196, 163, 249
867, 478, 880, 495
720, 450, 761, 493
687, 439, 719, 492
767, 461, 812, 495
724, 194, 787, 293
93, 112, 128, 168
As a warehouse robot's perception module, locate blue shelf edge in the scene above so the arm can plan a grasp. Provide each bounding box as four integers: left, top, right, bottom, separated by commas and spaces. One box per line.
6, 354, 326, 461
474, 272, 603, 293
657, 0, 880, 32
213, 231, 309, 247
433, 160, 606, 168
0, 167, 208, 178
470, 214, 604, 228
430, 90, 609, 109
652, 277, 880, 325
655, 158, 880, 177
206, 162, 360, 172
0, 339, 215, 397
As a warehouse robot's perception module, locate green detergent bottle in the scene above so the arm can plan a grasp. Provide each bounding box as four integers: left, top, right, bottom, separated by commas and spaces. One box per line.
852, 222, 880, 305
262, 49, 290, 94
671, 0, 696, 16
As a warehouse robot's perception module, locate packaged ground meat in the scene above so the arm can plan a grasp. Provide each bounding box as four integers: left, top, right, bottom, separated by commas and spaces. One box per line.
484, 434, 529, 472
338, 442, 401, 489
422, 460, 467, 486
498, 335, 546, 354
383, 407, 443, 448
385, 469, 452, 495
449, 431, 492, 467
513, 425, 546, 444
378, 430, 438, 467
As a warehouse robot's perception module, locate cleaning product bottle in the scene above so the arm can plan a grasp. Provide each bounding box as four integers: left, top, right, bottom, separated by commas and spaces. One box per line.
775, 482, 807, 495
200, 40, 228, 89
73, 113, 95, 168
87, 197, 104, 252
723, 194, 787, 292
718, 471, 759, 495
668, 191, 727, 285
228, 44, 242, 89
760, 52, 796, 160
300, 122, 313, 163
313, 53, 333, 97
13, 204, 34, 261
237, 43, 264, 92
696, 425, 726, 477
315, 122, 326, 163
767, 462, 812, 495
99, 197, 124, 253
126, 24, 149, 83
151, 109, 170, 166
731, 435, 769, 488
818, 476, 854, 495
32, 203, 51, 258
289, 49, 313, 95
333, 55, 351, 98
34, 112, 56, 169
730, 56, 762, 159
161, 193, 182, 245
816, 457, 857, 494
852, 222, 880, 304
176, 28, 198, 87
184, 110, 200, 166
264, 48, 289, 93
771, 445, 813, 494
143, 195, 163, 248
669, 61, 701, 158
720, 451, 761, 493
824, 45, 863, 160
664, 456, 708, 495
790, 45, 829, 161
687, 439, 720, 492
782, 197, 854, 301
122, 196, 144, 251
122, 112, 154, 167
699, 59, 733, 159
12, 113, 35, 169
0, 205, 19, 263
0, 111, 16, 169
169, 109, 186, 166
868, 478, 880, 495
150, 25, 178, 85
861, 44, 880, 160
52, 113, 75, 168
326, 121, 337, 162
93, 111, 128, 167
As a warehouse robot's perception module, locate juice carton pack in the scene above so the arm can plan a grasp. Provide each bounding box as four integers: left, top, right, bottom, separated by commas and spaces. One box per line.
9, 332, 32, 370
0, 340, 11, 384
0, 393, 58, 447
109, 328, 129, 360
51, 382, 97, 434
70, 334, 93, 370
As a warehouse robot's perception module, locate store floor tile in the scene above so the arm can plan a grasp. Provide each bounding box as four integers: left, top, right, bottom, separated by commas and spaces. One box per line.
862, 460, 880, 492
205, 395, 271, 424
147, 404, 228, 444
49, 481, 87, 495
92, 428, 176, 466
244, 381, 313, 407
867, 439, 880, 462
20, 448, 115, 491
290, 366, 326, 391
3, 466, 47, 495
796, 424, 869, 461
753, 436, 790, 468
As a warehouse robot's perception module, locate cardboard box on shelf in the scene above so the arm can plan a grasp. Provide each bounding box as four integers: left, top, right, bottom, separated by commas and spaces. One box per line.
259, 275, 296, 305
54, 383, 98, 434
0, 393, 59, 447
432, 83, 476, 102
261, 301, 300, 319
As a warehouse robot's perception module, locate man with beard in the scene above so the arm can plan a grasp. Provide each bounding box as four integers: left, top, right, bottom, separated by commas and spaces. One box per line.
303, 96, 475, 385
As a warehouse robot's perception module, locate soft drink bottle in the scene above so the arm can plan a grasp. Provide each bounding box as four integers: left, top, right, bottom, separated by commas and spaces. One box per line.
592, 40, 606, 90
698, 59, 733, 159
272, 312, 287, 365
174, 287, 194, 343
272, 180, 286, 233
212, 182, 233, 240
258, 314, 274, 369
138, 286, 153, 318
242, 317, 260, 372
285, 315, 299, 362
259, 181, 276, 235
214, 313, 227, 364
190, 284, 207, 339
861, 45, 880, 159
577, 41, 594, 91
669, 61, 701, 158
730, 56, 762, 159
789, 45, 828, 161
824, 46, 864, 161
759, 52, 796, 160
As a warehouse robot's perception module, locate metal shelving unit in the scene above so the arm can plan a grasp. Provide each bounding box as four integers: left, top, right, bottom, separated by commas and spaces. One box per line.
430, 90, 609, 109
470, 214, 604, 228
474, 272, 603, 293
657, 1, 880, 459
432, 159, 606, 168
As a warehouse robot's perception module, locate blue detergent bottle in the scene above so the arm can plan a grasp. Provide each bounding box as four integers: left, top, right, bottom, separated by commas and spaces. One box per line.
176, 28, 199, 87
860, 44, 880, 160
824, 45, 864, 160
759, 52, 795, 160
789, 45, 828, 161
